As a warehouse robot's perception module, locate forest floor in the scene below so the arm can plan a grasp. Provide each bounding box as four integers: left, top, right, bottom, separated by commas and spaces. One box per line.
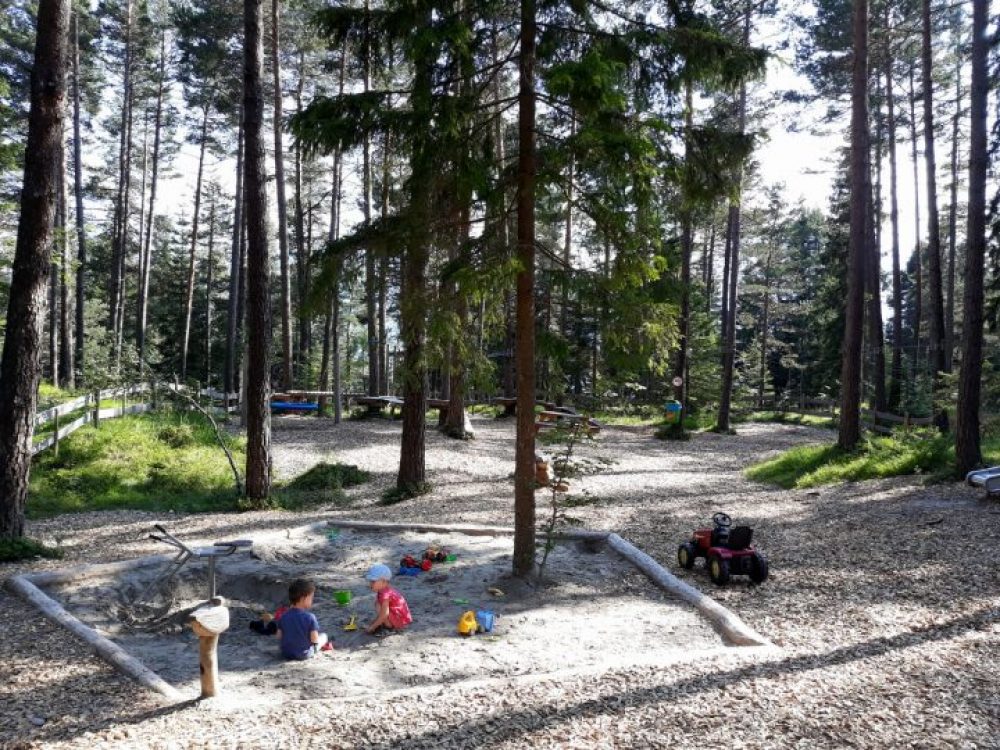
2, 417, 998, 748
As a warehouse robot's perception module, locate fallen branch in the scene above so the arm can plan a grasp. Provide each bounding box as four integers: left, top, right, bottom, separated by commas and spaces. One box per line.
166, 389, 244, 497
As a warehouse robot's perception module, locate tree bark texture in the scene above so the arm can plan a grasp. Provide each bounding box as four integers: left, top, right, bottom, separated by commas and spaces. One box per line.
272, 0, 293, 391
225, 105, 245, 403
838, 0, 868, 451
955, 0, 988, 475
884, 14, 903, 410
243, 0, 272, 503
513, 0, 537, 578
717, 7, 750, 433
72, 9, 86, 381
920, 0, 947, 375
0, 0, 70, 539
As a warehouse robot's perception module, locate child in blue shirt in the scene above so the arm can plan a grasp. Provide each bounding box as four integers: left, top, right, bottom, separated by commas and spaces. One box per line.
277, 578, 331, 660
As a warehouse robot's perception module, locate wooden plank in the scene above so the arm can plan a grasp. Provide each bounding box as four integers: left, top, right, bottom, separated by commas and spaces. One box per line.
315, 519, 611, 542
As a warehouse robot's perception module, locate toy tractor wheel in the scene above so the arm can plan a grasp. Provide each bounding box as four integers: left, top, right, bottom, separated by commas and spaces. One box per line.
677, 543, 697, 569
750, 551, 769, 584
708, 555, 730, 585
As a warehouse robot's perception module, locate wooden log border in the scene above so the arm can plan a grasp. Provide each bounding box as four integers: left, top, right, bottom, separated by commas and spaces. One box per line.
6, 571, 183, 701
8, 520, 771, 701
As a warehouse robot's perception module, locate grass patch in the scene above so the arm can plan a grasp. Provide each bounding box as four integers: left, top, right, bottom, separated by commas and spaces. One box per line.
273, 462, 372, 510
738, 410, 837, 429
30, 412, 376, 517
381, 481, 431, 505
29, 411, 249, 517
0, 537, 64, 562
746, 431, 1000, 489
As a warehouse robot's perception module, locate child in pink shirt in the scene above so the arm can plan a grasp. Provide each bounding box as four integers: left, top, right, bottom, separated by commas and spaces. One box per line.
364, 563, 412, 634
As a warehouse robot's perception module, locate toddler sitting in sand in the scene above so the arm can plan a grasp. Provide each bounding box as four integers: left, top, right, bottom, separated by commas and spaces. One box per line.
277, 578, 332, 659
364, 564, 412, 635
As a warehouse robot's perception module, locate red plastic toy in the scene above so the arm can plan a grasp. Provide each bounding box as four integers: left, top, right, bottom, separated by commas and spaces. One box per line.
677, 512, 768, 585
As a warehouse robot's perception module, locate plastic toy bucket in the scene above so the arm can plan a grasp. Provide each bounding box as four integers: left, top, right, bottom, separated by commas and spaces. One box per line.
333, 590, 352, 605
475, 610, 496, 633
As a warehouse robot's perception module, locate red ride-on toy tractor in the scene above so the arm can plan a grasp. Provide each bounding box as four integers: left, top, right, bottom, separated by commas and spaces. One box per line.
677, 512, 769, 585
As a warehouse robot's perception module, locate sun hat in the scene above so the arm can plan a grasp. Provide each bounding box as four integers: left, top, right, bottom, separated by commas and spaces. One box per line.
365, 563, 393, 582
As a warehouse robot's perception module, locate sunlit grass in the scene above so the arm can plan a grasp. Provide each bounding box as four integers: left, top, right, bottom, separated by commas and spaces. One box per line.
746, 430, 1000, 489
29, 411, 369, 518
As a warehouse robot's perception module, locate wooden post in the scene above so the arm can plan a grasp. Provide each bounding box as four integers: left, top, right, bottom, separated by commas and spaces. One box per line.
187, 596, 230, 699
93, 390, 100, 428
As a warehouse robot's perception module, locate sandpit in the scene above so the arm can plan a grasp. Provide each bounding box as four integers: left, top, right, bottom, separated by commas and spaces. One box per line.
26, 523, 739, 702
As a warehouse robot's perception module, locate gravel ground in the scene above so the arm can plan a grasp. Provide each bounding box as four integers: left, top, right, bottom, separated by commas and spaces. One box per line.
2, 415, 999, 749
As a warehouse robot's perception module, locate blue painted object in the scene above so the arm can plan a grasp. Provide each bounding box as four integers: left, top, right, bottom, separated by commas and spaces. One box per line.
475, 610, 496, 632
397, 566, 421, 576
271, 401, 319, 412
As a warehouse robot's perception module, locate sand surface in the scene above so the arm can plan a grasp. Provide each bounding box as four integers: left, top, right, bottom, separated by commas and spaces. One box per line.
43, 525, 726, 702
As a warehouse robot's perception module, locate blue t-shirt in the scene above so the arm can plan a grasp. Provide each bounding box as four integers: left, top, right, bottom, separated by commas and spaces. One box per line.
278, 608, 319, 660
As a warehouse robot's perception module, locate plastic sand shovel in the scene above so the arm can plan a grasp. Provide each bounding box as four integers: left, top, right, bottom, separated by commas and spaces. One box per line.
487, 587, 505, 597
343, 615, 358, 632
452, 598, 470, 605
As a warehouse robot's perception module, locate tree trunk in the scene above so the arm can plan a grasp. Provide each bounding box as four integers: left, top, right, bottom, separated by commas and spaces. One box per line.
181, 104, 211, 382
0, 0, 70, 539
243, 0, 272, 503
884, 10, 903, 410
954, 0, 987, 475
293, 50, 309, 384
137, 29, 166, 373
72, 9, 86, 383
705, 213, 716, 314
48, 155, 61, 389
109, 0, 133, 355
671, 81, 694, 433
271, 0, 293, 391
513, 0, 536, 578
204, 197, 216, 385
225, 105, 246, 404
838, 0, 868, 451
945, 50, 961, 374
378, 133, 391, 395
920, 0, 946, 376
866, 75, 886, 412
58, 148, 73, 387
363, 0, 378, 397
318, 52, 346, 420
445, 203, 472, 438
716, 5, 751, 433
758, 245, 773, 409
396, 37, 432, 496
908, 63, 923, 383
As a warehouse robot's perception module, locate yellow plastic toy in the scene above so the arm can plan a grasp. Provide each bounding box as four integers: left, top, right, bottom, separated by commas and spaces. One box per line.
457, 610, 478, 636
343, 615, 357, 632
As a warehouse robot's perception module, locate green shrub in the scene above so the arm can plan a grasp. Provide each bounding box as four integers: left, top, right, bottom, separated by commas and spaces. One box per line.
0, 537, 63, 562
381, 482, 431, 505
285, 462, 370, 491
156, 422, 196, 448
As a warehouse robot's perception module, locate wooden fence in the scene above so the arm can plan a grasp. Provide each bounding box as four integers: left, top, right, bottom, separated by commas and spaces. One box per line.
861, 409, 935, 435
31, 383, 242, 457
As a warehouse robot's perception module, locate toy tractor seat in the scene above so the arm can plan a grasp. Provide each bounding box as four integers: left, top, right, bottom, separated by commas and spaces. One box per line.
726, 525, 753, 550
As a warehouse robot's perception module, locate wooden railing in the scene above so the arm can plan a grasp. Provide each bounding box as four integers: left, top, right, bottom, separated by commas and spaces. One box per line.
861, 409, 935, 435
31, 382, 242, 457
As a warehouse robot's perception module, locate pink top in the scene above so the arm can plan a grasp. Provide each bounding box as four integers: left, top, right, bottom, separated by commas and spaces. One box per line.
377, 586, 412, 629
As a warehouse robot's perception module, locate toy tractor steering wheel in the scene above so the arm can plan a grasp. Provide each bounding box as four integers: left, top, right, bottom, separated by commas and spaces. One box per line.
712, 512, 732, 529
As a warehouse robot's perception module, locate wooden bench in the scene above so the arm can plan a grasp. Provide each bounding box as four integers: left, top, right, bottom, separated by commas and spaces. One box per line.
355, 396, 404, 417
271, 400, 318, 413
537, 410, 602, 435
